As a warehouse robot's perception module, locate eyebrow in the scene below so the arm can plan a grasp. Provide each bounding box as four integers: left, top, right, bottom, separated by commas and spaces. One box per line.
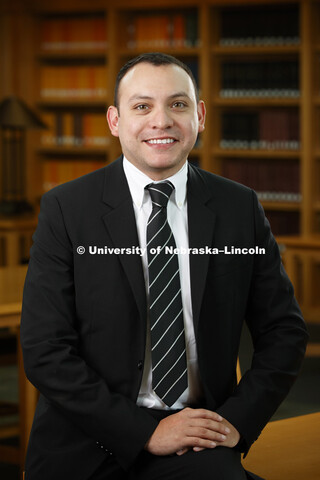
128, 92, 191, 103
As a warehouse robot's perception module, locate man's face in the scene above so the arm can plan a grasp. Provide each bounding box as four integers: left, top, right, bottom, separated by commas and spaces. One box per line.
107, 63, 206, 180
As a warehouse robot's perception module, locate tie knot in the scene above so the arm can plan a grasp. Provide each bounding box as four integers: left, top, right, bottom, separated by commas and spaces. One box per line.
146, 181, 174, 208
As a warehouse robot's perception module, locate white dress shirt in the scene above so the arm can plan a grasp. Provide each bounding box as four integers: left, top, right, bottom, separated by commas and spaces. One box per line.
123, 157, 204, 410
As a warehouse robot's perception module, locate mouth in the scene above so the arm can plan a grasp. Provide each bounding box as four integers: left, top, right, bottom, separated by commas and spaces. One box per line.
144, 137, 177, 145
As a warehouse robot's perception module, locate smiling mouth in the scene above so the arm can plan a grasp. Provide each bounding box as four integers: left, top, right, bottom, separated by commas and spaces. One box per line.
145, 138, 177, 145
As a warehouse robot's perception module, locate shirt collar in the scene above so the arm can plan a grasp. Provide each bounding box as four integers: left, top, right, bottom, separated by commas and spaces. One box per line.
123, 156, 187, 210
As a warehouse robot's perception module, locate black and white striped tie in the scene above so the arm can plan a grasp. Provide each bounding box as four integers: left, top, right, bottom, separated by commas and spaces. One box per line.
146, 181, 188, 407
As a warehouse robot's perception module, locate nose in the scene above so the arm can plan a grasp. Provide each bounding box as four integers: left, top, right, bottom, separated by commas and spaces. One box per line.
151, 106, 174, 129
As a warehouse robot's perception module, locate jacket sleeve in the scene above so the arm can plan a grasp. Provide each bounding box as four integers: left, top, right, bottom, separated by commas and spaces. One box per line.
20, 190, 158, 471
216, 190, 308, 454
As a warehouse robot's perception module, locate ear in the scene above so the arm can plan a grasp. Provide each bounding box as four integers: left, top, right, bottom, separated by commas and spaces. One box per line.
197, 100, 206, 133
106, 106, 120, 137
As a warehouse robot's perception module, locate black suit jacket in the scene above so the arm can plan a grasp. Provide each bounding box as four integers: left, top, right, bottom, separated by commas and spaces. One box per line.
21, 157, 308, 479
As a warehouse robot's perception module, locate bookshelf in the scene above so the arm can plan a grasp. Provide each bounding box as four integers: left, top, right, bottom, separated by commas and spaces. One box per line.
208, 3, 303, 237
1, 0, 320, 319
33, 10, 111, 196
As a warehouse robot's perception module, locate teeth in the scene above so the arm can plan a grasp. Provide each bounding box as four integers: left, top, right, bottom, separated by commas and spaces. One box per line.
147, 138, 175, 144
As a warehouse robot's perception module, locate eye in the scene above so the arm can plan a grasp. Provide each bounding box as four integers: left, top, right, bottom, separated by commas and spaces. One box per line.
172, 101, 187, 109
135, 104, 149, 111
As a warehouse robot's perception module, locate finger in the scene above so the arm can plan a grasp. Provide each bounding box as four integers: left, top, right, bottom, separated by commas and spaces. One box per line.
188, 426, 227, 443
193, 447, 206, 452
188, 418, 231, 436
185, 408, 223, 423
176, 448, 189, 456
185, 437, 217, 450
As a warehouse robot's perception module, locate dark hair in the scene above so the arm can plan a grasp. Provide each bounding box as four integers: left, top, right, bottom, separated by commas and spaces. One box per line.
114, 52, 199, 110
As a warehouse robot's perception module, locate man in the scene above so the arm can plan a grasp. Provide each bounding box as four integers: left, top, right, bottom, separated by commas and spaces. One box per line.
21, 53, 308, 480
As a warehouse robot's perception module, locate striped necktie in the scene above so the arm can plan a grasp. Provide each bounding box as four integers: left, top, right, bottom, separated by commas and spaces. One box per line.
146, 181, 188, 407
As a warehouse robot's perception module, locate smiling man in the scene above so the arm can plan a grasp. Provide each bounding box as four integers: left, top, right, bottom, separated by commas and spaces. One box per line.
107, 60, 205, 180
21, 53, 308, 480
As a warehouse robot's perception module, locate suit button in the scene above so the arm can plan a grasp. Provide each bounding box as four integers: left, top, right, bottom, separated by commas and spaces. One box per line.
137, 361, 143, 370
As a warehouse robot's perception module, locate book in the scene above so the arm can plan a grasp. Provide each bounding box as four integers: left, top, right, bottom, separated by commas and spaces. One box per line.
126, 11, 198, 49
221, 158, 301, 203
40, 15, 107, 51
221, 61, 300, 98
40, 112, 109, 147
219, 5, 299, 47
42, 159, 105, 192
221, 109, 300, 150
40, 65, 108, 99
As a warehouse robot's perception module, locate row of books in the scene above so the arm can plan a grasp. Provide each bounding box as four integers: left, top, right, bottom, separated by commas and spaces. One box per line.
125, 12, 198, 49
42, 160, 105, 192
221, 62, 299, 98
41, 112, 109, 148
220, 6, 299, 47
221, 110, 299, 151
222, 159, 301, 203
40, 16, 107, 51
40, 66, 108, 99
265, 211, 300, 236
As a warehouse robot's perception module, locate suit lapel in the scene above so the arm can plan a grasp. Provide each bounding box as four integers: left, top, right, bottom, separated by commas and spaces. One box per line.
101, 157, 147, 322
187, 164, 216, 332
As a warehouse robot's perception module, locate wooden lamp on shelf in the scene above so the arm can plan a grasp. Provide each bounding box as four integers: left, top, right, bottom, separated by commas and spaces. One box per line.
0, 96, 46, 215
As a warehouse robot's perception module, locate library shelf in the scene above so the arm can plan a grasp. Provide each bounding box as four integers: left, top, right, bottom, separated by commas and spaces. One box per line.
36, 99, 109, 108
212, 149, 300, 159
37, 147, 109, 157
212, 45, 301, 56
118, 47, 200, 57
37, 51, 107, 61
213, 98, 301, 107
261, 201, 301, 211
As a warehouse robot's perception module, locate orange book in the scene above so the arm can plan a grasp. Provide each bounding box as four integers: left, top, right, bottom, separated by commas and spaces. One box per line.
82, 114, 93, 146
63, 113, 74, 146
93, 17, 107, 50
59, 160, 73, 184
172, 14, 186, 48
62, 18, 71, 50
68, 66, 79, 99
87, 67, 96, 99
41, 19, 52, 50
42, 160, 59, 192
94, 66, 108, 99
77, 67, 88, 98
52, 19, 64, 50
155, 15, 170, 48
94, 114, 108, 147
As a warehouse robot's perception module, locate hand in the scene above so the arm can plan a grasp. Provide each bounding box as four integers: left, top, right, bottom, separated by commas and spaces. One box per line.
193, 416, 240, 452
217, 416, 240, 448
144, 407, 231, 456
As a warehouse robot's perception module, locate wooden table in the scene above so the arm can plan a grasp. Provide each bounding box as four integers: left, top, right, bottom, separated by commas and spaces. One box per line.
0, 265, 38, 469
243, 412, 320, 480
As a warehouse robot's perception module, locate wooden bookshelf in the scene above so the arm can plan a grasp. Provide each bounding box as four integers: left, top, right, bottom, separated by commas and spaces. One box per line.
212, 45, 301, 56
212, 148, 301, 159
0, 0, 320, 320
213, 98, 301, 107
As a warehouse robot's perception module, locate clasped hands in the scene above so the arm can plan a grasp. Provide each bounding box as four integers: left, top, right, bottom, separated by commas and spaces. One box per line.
145, 407, 240, 456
